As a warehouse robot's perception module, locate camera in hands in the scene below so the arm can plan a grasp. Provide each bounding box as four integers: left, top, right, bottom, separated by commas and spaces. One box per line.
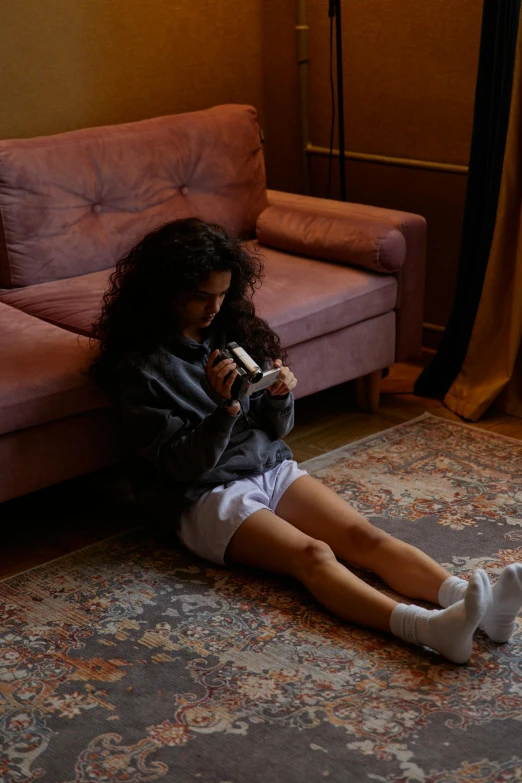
214, 342, 281, 400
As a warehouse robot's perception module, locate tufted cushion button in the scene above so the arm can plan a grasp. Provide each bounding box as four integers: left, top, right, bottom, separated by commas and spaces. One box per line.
92, 204, 102, 213
180, 186, 189, 196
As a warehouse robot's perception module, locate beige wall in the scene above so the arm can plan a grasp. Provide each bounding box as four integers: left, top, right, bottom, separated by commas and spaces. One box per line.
262, 0, 483, 339
0, 0, 264, 140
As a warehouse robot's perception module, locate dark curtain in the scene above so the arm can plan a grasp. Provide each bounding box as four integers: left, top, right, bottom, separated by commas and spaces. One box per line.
415, 0, 522, 398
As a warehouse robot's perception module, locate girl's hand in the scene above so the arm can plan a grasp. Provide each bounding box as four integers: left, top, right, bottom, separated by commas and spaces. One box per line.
206, 349, 241, 415
267, 359, 297, 397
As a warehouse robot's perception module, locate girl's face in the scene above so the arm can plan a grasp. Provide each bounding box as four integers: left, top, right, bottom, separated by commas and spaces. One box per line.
175, 270, 232, 338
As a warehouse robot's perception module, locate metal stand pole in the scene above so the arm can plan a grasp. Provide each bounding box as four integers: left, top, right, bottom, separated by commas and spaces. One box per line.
329, 0, 346, 201
297, 0, 311, 194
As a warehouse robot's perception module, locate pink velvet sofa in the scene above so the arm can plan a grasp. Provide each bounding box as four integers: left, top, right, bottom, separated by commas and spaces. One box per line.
0, 104, 426, 503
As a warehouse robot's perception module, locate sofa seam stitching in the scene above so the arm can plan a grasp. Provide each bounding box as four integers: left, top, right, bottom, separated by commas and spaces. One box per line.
0, 193, 12, 287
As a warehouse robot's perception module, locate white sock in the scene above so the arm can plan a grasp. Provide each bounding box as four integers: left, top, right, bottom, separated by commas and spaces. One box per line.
390, 570, 489, 663
438, 574, 468, 608
439, 565, 522, 643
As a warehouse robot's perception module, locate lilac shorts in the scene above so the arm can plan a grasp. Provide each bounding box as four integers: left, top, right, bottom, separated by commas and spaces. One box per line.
178, 459, 308, 565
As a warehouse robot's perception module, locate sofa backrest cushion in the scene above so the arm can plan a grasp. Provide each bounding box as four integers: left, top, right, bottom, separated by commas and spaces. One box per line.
0, 105, 267, 288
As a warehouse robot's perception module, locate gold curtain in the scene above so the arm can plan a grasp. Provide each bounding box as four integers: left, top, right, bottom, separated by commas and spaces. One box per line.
444, 20, 522, 421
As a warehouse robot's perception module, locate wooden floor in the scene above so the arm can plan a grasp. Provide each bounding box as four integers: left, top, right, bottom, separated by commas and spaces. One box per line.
2, 358, 521, 581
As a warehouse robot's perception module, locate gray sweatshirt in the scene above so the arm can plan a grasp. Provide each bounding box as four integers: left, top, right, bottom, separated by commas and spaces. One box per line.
117, 327, 294, 521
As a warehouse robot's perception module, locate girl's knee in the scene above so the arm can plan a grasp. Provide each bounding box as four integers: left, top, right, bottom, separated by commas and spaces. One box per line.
293, 538, 336, 579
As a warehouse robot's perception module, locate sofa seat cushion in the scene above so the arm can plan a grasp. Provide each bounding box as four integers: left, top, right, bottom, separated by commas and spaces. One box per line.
0, 269, 112, 337
1, 247, 398, 348
253, 245, 398, 347
0, 303, 108, 436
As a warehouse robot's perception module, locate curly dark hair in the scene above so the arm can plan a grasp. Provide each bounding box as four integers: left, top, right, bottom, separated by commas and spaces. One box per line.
89, 217, 287, 393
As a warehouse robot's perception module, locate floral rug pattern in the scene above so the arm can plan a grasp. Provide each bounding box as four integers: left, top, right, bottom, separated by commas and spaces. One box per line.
1, 413, 522, 782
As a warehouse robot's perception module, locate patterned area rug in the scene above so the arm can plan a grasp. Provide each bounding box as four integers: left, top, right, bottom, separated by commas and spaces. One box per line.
2, 413, 522, 783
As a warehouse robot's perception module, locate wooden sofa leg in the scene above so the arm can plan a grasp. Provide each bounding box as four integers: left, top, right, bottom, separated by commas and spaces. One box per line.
356, 370, 381, 413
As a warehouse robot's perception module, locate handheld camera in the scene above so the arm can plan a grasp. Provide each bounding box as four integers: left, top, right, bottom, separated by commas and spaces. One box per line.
214, 342, 281, 400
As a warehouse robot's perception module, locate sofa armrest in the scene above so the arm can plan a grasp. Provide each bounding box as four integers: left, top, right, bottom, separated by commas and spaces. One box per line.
262, 190, 427, 361
257, 201, 406, 274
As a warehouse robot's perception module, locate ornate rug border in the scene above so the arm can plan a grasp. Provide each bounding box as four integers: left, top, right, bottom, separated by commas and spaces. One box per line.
0, 526, 141, 585
299, 410, 522, 473
299, 412, 430, 472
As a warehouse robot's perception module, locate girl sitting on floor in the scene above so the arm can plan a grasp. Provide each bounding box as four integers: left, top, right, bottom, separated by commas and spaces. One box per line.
90, 217, 522, 664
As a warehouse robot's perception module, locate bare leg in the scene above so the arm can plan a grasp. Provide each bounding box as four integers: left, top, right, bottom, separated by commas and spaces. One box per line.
275, 475, 450, 604
226, 509, 397, 632
225, 509, 488, 663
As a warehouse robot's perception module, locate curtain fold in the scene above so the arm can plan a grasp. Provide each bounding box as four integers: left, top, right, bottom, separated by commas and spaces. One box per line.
414, 0, 521, 402
444, 22, 522, 420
